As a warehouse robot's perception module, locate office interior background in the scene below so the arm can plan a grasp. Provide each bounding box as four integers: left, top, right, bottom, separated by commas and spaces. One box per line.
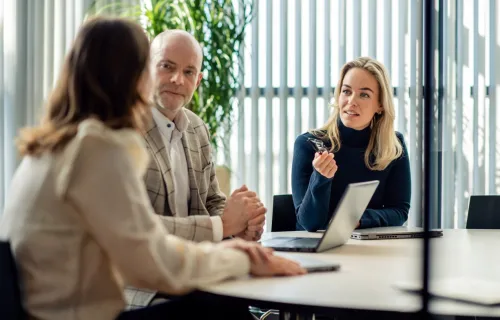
0, 0, 498, 232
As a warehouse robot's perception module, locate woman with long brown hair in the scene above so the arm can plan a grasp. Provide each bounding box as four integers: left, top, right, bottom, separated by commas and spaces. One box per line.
0, 17, 305, 320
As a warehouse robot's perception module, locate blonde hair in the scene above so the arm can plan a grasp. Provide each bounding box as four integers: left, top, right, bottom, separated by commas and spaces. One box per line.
313, 57, 403, 171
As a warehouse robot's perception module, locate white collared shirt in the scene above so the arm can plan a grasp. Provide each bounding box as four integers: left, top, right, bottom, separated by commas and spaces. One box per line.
151, 107, 223, 241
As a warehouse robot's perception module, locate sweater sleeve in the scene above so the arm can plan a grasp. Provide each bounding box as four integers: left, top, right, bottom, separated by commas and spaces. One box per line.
66, 133, 250, 295
359, 132, 411, 228
291, 134, 334, 231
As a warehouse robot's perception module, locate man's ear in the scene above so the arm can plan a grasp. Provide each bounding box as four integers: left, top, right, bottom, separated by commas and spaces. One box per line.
196, 72, 203, 88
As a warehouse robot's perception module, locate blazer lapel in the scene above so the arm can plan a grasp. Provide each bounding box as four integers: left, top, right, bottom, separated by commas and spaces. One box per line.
143, 119, 177, 216
181, 123, 204, 212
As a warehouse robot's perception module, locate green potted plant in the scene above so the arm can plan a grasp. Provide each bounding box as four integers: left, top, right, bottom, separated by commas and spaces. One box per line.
88, 0, 254, 195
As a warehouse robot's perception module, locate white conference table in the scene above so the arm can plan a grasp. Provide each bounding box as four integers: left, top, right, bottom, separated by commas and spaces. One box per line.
199, 229, 500, 318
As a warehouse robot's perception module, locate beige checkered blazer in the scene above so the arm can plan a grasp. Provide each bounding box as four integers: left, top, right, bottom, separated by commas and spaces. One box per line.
125, 108, 228, 309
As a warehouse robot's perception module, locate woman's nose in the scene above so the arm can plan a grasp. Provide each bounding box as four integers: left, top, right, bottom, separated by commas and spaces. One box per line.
348, 94, 358, 106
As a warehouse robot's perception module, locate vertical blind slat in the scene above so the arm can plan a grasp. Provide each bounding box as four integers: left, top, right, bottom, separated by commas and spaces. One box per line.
33, 0, 45, 124
279, 0, 288, 193
472, 0, 480, 194
408, 0, 417, 226
440, 0, 447, 227
265, 0, 273, 213
26, 1, 34, 126
441, 0, 454, 228
416, 0, 424, 227
75, 0, 84, 31
323, 0, 331, 122
308, 0, 317, 129
368, 0, 377, 57
397, 0, 406, 135
353, 0, 361, 58
384, 0, 392, 74
250, 0, 259, 193
489, 0, 497, 194
456, 0, 466, 228
0, 0, 5, 210
237, 2, 246, 188
294, 0, 302, 137
478, 0, 486, 195
449, 0, 457, 227
66, 0, 74, 52
43, 0, 54, 98
53, 0, 65, 81
338, 0, 346, 68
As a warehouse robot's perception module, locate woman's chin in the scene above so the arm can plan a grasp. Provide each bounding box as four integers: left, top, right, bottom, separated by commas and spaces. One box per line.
340, 115, 370, 130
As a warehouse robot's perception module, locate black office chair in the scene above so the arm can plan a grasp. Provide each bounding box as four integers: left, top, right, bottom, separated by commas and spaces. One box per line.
250, 195, 298, 320
466, 195, 500, 229
271, 194, 297, 232
463, 196, 500, 320
0, 240, 26, 319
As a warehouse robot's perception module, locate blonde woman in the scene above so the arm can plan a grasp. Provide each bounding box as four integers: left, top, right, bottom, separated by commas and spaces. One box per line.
291, 57, 410, 231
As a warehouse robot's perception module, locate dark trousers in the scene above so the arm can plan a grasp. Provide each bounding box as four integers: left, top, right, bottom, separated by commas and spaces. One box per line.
116, 291, 254, 320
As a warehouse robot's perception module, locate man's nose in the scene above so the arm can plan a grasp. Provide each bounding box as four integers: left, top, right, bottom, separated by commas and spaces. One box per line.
170, 71, 184, 85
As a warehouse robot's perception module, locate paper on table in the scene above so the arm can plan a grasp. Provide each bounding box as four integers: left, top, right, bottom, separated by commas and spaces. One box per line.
394, 278, 500, 306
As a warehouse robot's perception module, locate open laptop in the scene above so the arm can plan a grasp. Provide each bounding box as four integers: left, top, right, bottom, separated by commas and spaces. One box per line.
260, 180, 379, 252
351, 226, 443, 240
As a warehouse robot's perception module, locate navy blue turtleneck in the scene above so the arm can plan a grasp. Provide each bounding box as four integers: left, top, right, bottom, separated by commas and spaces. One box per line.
291, 120, 411, 231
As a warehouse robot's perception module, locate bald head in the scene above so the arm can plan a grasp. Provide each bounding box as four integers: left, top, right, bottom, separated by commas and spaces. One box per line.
150, 30, 203, 69
150, 30, 204, 121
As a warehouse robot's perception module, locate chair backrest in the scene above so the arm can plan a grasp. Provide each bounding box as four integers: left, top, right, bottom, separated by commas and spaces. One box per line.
271, 194, 297, 232
466, 195, 500, 229
0, 240, 25, 320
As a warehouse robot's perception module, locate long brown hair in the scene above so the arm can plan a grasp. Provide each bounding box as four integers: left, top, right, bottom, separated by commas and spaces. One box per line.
17, 17, 151, 156
313, 57, 402, 171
